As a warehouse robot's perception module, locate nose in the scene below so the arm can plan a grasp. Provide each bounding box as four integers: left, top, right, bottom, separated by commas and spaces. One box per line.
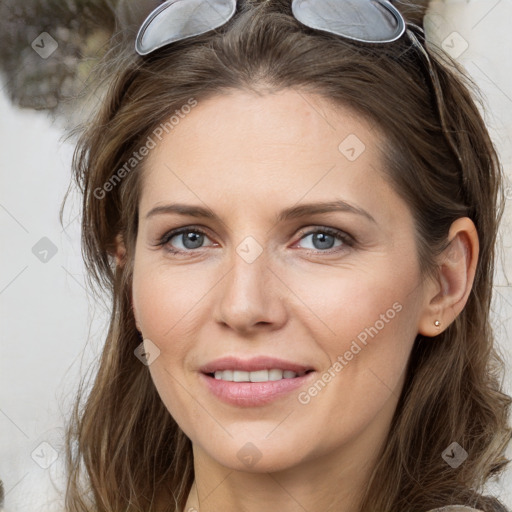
214, 247, 288, 335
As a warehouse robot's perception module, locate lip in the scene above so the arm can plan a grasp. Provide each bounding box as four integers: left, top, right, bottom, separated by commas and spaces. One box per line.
198, 356, 317, 407
199, 356, 316, 374
199, 371, 316, 407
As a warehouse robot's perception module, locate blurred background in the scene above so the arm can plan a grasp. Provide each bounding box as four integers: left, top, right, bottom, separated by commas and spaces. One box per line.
0, 0, 511, 510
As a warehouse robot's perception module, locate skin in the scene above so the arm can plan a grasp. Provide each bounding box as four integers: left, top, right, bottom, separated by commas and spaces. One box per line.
120, 88, 478, 512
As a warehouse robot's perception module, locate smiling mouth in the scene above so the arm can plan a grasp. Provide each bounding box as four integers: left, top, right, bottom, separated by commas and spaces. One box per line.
205, 369, 315, 382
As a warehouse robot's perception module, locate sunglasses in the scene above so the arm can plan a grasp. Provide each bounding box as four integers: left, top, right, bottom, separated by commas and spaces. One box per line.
134, 0, 463, 168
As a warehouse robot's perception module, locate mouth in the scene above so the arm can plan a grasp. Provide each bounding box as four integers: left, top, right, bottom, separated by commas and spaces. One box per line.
204, 368, 315, 382
199, 355, 316, 376
198, 356, 317, 407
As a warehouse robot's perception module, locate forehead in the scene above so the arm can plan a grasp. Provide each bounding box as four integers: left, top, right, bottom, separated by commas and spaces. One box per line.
146, 88, 380, 163
138, 89, 405, 229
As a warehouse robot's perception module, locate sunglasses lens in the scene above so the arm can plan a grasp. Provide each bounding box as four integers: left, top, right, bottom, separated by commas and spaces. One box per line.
291, 0, 405, 43
136, 0, 236, 55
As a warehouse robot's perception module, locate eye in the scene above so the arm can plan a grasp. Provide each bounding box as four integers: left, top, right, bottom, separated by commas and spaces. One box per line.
295, 227, 353, 252
159, 227, 215, 253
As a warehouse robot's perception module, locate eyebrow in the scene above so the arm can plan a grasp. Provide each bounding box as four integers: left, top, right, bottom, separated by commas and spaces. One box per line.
145, 200, 376, 224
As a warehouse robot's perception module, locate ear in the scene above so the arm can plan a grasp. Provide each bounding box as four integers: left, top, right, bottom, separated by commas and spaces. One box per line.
418, 217, 479, 337
112, 233, 143, 333
114, 233, 127, 268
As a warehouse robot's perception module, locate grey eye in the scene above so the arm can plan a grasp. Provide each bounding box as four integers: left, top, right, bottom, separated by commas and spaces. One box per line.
299, 232, 344, 251
170, 231, 210, 250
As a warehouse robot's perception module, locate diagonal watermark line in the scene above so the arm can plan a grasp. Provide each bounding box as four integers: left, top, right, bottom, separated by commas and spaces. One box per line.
264, 409, 294, 439
266, 472, 311, 512
265, 165, 337, 237
0, 266, 28, 295
197, 469, 234, 506
0, 408, 29, 439
366, 367, 401, 401
293, 87, 337, 131
471, 61, 512, 105
161, 366, 233, 438
4, 472, 29, 498
164, 162, 231, 233
266, 266, 337, 336
494, 287, 512, 310
59, 52, 106, 106
0, 203, 29, 233
60, 212, 80, 233
471, 0, 502, 30
60, 265, 95, 299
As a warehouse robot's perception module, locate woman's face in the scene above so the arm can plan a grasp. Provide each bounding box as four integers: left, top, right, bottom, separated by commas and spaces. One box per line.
131, 89, 432, 474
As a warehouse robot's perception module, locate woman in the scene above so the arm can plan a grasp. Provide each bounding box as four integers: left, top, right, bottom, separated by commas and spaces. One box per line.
63, 0, 511, 510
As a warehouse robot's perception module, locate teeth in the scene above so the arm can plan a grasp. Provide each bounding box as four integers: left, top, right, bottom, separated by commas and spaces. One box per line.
234, 370, 249, 382
213, 369, 302, 382
250, 370, 269, 382
269, 369, 283, 381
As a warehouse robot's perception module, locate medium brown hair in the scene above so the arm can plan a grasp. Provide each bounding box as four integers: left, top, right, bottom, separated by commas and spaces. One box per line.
62, 1, 511, 510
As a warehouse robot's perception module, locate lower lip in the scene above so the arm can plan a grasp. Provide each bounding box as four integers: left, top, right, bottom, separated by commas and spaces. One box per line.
199, 371, 316, 407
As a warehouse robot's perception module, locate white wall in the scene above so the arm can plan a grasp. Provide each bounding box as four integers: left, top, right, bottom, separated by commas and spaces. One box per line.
0, 0, 511, 510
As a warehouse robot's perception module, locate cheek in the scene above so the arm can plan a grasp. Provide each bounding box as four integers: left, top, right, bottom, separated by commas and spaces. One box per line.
131, 263, 208, 427
293, 275, 421, 447
132, 261, 216, 342
285, 258, 423, 423
285, 257, 421, 350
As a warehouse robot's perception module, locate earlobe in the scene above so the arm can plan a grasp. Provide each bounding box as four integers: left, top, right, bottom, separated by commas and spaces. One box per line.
112, 233, 143, 333
418, 217, 479, 337
113, 234, 141, 332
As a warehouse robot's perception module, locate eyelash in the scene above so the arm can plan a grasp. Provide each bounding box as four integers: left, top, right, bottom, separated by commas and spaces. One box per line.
156, 225, 355, 256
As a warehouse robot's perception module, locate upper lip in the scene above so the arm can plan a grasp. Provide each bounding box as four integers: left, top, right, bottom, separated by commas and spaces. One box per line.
200, 356, 316, 374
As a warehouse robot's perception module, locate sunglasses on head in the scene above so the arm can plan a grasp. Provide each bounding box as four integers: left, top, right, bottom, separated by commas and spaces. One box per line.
134, 0, 463, 170
135, 0, 407, 55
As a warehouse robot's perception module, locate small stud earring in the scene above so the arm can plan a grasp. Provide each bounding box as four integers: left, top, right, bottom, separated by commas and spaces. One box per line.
434, 320, 441, 327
